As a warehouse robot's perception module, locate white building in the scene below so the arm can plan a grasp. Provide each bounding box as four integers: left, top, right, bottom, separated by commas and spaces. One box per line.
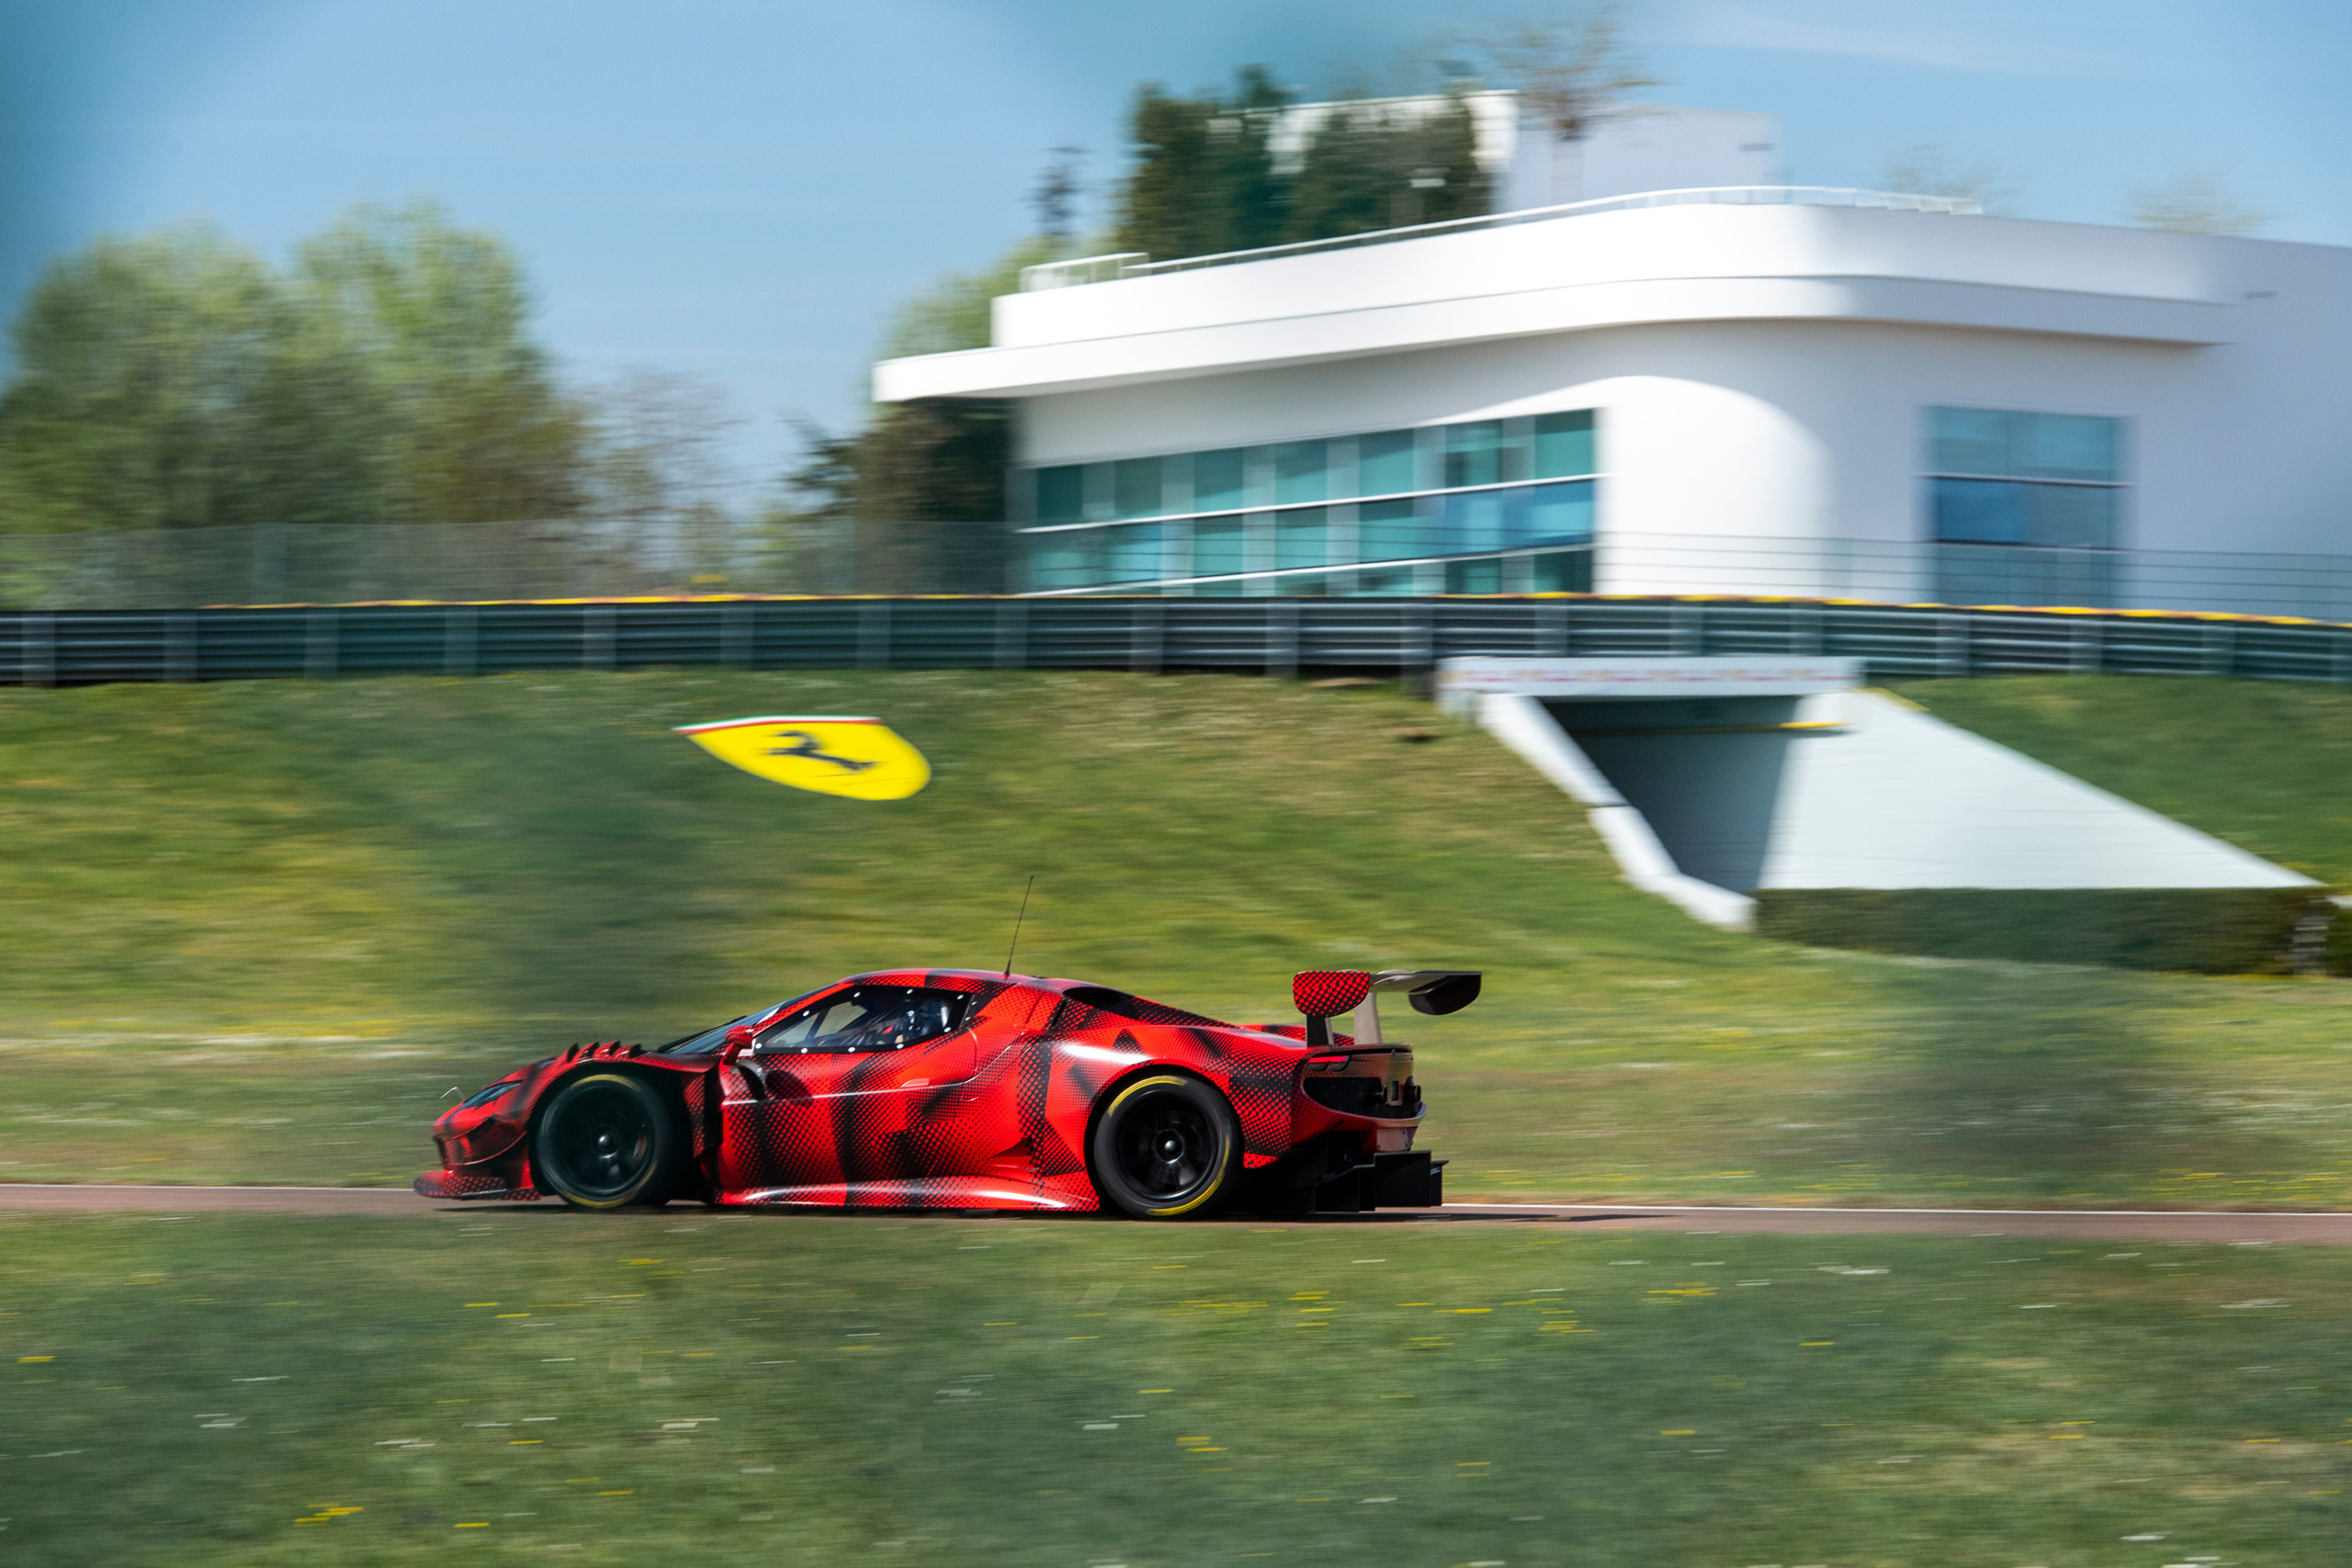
875, 112, 2352, 615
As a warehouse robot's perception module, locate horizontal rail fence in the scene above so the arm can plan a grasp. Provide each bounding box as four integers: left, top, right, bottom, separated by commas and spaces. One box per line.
6, 597, 2351, 689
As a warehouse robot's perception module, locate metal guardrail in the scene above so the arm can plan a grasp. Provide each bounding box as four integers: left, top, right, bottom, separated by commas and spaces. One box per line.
1016, 186, 1984, 290
6, 595, 2348, 689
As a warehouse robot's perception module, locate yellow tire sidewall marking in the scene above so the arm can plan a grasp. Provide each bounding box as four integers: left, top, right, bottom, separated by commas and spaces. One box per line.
1103, 1074, 1236, 1217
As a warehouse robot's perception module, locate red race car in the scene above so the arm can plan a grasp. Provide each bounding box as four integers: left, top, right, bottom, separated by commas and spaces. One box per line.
417, 966, 1478, 1219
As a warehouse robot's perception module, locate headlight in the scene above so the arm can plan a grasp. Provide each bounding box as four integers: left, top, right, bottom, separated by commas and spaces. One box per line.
459, 1081, 519, 1111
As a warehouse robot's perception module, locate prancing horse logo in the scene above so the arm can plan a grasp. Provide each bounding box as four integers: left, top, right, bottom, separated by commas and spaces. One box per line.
765, 729, 878, 773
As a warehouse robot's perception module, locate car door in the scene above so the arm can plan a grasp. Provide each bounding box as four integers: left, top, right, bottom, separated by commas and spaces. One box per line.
715, 985, 983, 1201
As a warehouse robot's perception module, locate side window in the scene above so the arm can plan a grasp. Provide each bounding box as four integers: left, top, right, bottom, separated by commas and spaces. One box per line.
753, 987, 968, 1055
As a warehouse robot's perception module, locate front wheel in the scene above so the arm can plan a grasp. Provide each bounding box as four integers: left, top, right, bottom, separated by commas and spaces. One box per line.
1088, 1073, 1240, 1220
532, 1072, 683, 1210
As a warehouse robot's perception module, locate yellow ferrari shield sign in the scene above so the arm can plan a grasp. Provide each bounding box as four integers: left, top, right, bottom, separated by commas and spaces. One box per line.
675, 716, 931, 801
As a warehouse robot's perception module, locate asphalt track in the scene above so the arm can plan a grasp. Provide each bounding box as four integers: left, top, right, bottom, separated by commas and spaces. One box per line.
7, 1184, 2352, 1242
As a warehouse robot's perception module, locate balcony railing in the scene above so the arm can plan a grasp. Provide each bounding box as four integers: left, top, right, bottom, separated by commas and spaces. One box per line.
1016, 186, 1985, 292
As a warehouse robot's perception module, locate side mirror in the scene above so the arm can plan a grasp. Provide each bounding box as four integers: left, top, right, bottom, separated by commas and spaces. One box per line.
720, 1022, 756, 1063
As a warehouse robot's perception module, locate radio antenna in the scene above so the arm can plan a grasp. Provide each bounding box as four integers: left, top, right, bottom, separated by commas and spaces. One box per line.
1002, 875, 1036, 978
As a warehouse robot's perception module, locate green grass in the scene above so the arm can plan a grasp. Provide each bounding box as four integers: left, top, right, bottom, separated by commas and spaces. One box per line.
6, 671, 2352, 1206
4, 1211, 2350, 1567
1897, 675, 2352, 886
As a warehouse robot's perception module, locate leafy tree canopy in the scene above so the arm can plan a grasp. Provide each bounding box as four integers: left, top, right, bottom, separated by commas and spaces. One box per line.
0, 202, 589, 535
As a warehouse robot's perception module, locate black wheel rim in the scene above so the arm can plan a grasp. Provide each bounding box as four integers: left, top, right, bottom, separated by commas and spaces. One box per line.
1113, 1092, 1217, 1202
543, 1083, 657, 1201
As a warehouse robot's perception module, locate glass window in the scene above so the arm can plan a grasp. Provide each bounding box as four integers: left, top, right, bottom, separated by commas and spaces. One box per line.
1357, 498, 1429, 562
1931, 407, 2120, 481
1035, 466, 1085, 525
1272, 441, 1328, 504
1443, 422, 1505, 488
1274, 507, 1327, 571
754, 986, 969, 1055
1107, 523, 1166, 582
1191, 515, 1246, 579
1273, 573, 1326, 596
2019, 414, 2117, 482
2024, 483, 2117, 549
1356, 431, 1418, 497
1932, 479, 2118, 550
1444, 558, 1504, 594
1441, 490, 1509, 554
1192, 449, 1246, 512
1930, 407, 2015, 477
1532, 411, 1596, 479
1530, 550, 1594, 593
1112, 457, 1163, 519
1026, 528, 1103, 591
1931, 479, 2030, 545
1520, 480, 1595, 545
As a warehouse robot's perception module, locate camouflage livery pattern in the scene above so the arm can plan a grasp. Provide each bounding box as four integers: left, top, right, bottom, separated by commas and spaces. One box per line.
415, 967, 1430, 1213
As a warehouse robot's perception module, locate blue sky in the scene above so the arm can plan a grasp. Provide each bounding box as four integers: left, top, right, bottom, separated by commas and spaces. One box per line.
6, 0, 2349, 491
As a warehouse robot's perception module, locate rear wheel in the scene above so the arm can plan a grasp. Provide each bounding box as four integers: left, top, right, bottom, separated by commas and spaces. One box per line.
532, 1072, 682, 1210
1088, 1073, 1240, 1220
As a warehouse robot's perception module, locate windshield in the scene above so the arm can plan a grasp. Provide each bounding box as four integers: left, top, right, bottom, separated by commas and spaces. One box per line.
655, 988, 831, 1055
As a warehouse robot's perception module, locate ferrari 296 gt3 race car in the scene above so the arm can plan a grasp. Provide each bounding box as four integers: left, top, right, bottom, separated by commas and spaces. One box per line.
417, 966, 1478, 1219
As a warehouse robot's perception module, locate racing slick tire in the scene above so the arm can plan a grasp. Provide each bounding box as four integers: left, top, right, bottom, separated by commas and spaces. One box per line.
531, 1071, 684, 1211
1088, 1072, 1241, 1220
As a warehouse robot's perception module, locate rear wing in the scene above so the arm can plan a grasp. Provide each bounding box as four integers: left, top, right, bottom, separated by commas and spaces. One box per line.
1291, 968, 1482, 1049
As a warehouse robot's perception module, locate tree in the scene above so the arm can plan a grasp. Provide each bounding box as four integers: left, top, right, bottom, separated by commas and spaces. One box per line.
2126, 172, 2269, 235
1285, 91, 1489, 243
294, 201, 591, 525
878, 235, 1060, 362
0, 201, 591, 536
1458, 4, 1657, 142
1113, 67, 1291, 261
1881, 142, 2023, 214
0, 222, 374, 535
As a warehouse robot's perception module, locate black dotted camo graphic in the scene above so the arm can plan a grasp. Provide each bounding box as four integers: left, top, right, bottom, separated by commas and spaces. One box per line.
419, 966, 1391, 1212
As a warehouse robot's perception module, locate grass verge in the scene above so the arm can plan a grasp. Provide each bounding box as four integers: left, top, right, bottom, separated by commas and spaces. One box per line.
4, 1211, 2349, 1566
6, 671, 2352, 1206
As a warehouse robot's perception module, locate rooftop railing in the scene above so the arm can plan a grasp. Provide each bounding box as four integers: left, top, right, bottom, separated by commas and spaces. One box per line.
1016, 186, 1985, 292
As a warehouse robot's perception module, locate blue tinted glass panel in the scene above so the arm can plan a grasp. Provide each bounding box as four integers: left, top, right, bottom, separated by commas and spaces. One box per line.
1520, 480, 1595, 545
1106, 523, 1165, 582
1035, 466, 1085, 525
1190, 515, 1245, 579
1273, 441, 1328, 504
1356, 431, 1418, 496
2025, 483, 2117, 548
1931, 407, 2016, 477
1274, 573, 1326, 596
1192, 449, 1246, 512
1532, 411, 1596, 479
1112, 457, 1162, 519
1932, 479, 2030, 543
1357, 498, 1428, 562
1530, 550, 1594, 593
2020, 415, 2117, 482
1440, 490, 1508, 554
1274, 507, 1327, 570
1443, 422, 1504, 488
1027, 529, 1102, 590
1445, 558, 1504, 594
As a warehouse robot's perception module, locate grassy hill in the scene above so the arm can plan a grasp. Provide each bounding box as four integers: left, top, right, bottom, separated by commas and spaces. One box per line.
1896, 674, 2352, 886
5, 669, 2352, 1206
